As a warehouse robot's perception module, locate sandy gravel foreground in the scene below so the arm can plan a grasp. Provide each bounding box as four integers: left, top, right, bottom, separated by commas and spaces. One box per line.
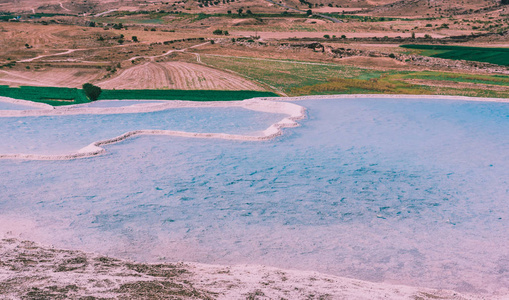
0, 238, 499, 300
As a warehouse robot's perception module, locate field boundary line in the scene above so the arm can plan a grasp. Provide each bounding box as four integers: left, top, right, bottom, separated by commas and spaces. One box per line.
191, 53, 286, 96
201, 54, 345, 67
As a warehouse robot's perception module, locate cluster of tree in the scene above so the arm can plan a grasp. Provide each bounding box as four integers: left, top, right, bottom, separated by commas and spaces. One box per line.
161, 37, 205, 45
299, 0, 312, 9
197, 0, 235, 7
323, 34, 347, 39
82, 83, 102, 101
213, 29, 229, 35
235, 8, 252, 15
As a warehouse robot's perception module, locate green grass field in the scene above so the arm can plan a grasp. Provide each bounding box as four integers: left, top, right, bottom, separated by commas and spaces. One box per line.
199, 55, 383, 95
98, 90, 278, 101
401, 45, 509, 66
0, 86, 278, 106
200, 55, 509, 98
0, 85, 88, 106
394, 71, 509, 86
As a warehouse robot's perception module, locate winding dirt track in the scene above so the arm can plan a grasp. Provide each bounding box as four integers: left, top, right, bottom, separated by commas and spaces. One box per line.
97, 62, 264, 90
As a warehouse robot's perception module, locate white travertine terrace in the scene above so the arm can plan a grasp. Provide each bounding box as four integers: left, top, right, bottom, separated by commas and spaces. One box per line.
0, 96, 54, 109
0, 98, 306, 160
1, 94, 507, 161
254, 94, 509, 103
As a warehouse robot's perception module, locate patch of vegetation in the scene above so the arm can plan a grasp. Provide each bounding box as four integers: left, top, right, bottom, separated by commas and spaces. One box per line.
0, 12, 69, 21
292, 78, 416, 95
82, 83, 102, 101
191, 12, 307, 21
116, 281, 212, 299
395, 71, 509, 86
320, 13, 427, 22
199, 55, 509, 98
55, 257, 88, 272
126, 263, 187, 278
0, 86, 88, 106
24, 285, 79, 299
213, 29, 229, 35
98, 90, 278, 101
199, 55, 383, 95
0, 85, 276, 106
293, 71, 509, 98
401, 44, 509, 66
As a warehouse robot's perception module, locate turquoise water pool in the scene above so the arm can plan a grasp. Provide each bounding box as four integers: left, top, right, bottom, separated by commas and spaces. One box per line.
83, 100, 162, 108
0, 107, 286, 154
1, 98, 507, 294
0, 101, 41, 110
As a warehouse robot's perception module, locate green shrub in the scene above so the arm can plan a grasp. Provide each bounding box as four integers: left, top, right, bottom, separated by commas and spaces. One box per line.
82, 83, 102, 101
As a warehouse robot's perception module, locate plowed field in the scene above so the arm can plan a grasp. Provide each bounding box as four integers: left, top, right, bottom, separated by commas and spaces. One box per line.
96, 62, 264, 91
0, 68, 105, 88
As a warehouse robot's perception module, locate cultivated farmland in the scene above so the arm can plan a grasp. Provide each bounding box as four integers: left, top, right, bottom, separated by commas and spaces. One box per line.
0, 85, 277, 105
96, 62, 264, 91
0, 85, 88, 105
0, 68, 105, 88
401, 45, 509, 67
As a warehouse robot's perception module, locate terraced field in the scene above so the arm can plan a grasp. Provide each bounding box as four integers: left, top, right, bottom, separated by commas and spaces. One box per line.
97, 62, 264, 91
